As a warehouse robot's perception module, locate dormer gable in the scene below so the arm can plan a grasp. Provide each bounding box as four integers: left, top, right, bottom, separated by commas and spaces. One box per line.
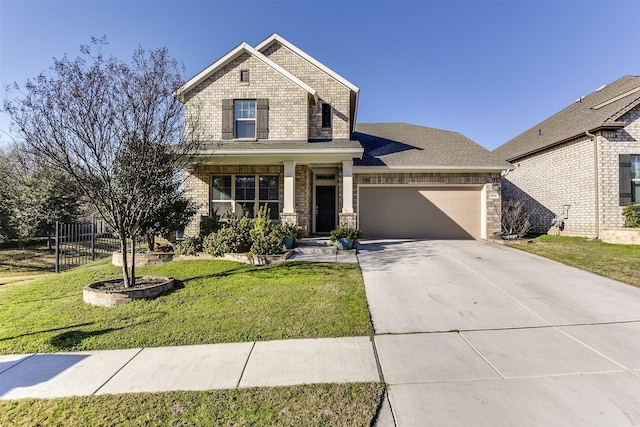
256, 33, 360, 134
255, 34, 359, 94
174, 42, 317, 103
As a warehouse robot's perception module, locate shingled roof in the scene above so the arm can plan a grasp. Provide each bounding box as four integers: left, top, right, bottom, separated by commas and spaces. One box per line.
494, 75, 640, 162
354, 123, 511, 171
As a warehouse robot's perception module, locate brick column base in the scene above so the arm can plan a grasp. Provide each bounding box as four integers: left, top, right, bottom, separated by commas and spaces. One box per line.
338, 213, 357, 228
280, 212, 299, 225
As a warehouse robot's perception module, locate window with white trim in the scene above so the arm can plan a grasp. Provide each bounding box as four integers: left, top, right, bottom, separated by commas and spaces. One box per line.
234, 100, 256, 138
211, 174, 279, 219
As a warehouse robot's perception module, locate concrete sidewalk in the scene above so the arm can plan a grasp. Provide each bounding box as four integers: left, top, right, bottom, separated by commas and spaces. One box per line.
0, 336, 380, 400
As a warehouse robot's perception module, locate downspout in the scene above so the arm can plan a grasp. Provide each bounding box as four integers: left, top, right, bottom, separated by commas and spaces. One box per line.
585, 130, 599, 238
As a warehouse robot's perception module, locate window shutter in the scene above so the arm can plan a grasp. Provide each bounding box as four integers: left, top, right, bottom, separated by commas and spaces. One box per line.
222, 99, 233, 140
619, 154, 632, 206
257, 98, 269, 140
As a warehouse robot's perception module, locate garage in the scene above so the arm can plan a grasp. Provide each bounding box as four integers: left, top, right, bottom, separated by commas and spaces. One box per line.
358, 186, 482, 239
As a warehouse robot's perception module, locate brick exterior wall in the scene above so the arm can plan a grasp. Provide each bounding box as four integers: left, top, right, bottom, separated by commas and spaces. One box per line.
502, 104, 640, 237
502, 138, 596, 236
294, 165, 313, 232
261, 42, 352, 140
185, 166, 502, 238
598, 106, 640, 230
353, 172, 503, 237
183, 52, 309, 141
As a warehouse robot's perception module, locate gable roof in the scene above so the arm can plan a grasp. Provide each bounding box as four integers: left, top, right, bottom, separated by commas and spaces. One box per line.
256, 33, 360, 127
494, 75, 640, 162
255, 33, 359, 93
174, 42, 317, 102
354, 123, 512, 171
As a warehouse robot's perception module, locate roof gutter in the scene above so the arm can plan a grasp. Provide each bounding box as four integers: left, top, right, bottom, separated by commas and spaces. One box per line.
507, 122, 627, 163
353, 165, 513, 173
194, 147, 364, 156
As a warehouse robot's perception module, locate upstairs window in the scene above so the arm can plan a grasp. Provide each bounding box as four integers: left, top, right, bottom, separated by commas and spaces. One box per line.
240, 70, 249, 83
222, 98, 268, 140
235, 100, 256, 138
322, 103, 332, 128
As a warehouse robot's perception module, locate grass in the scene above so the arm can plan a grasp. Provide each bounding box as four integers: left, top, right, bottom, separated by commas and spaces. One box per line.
0, 245, 56, 285
0, 383, 385, 426
508, 235, 640, 287
0, 258, 373, 354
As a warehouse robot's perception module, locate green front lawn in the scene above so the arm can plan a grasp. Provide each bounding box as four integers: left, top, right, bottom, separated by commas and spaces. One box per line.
509, 235, 640, 287
0, 258, 373, 354
0, 383, 385, 427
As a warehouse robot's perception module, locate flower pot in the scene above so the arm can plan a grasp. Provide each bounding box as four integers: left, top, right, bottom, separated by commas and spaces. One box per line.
337, 238, 354, 250
283, 237, 295, 249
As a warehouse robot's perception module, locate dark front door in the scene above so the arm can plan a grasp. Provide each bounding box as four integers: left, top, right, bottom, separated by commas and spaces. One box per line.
316, 186, 336, 233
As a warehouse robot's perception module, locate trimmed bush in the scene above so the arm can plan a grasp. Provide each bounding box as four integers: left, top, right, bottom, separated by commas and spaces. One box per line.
251, 234, 285, 255
623, 204, 640, 228
174, 237, 202, 256
272, 223, 301, 240
203, 216, 252, 257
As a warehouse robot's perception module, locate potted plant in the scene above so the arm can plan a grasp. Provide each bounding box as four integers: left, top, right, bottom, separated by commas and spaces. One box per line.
273, 223, 301, 249
330, 224, 363, 250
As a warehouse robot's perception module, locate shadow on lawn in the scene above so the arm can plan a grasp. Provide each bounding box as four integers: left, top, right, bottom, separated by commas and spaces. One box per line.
49, 310, 169, 350
0, 322, 96, 343
50, 328, 119, 350
159, 279, 185, 296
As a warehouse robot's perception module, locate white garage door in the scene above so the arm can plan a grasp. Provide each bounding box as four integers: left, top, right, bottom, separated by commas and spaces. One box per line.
358, 186, 482, 239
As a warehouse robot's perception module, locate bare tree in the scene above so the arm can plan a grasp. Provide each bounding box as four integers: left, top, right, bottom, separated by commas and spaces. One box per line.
4, 37, 201, 287
501, 199, 531, 239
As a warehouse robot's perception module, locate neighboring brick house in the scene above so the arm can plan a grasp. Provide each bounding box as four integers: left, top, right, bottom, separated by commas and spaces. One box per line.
494, 76, 640, 238
176, 34, 510, 239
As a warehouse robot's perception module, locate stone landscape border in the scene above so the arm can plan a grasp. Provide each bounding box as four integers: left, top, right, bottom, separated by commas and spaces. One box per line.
83, 276, 174, 307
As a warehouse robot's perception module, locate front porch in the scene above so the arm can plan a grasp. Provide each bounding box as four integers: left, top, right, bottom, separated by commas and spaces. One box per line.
183, 151, 361, 237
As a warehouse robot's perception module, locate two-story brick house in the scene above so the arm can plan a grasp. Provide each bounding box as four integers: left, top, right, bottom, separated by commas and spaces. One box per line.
494, 76, 640, 239
176, 34, 510, 239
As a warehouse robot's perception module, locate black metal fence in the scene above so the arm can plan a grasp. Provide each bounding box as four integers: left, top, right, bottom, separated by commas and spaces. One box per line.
54, 220, 120, 272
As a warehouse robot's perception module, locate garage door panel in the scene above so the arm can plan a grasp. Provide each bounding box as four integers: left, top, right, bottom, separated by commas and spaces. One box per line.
359, 187, 481, 239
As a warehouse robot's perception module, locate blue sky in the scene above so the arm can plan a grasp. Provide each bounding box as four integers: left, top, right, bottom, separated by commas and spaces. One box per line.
1, 0, 639, 151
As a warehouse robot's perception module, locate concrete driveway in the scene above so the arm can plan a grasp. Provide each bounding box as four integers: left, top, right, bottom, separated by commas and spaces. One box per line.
358, 240, 640, 426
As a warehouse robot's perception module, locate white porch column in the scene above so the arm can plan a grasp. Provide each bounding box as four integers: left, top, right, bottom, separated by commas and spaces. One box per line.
283, 160, 296, 213
342, 160, 354, 213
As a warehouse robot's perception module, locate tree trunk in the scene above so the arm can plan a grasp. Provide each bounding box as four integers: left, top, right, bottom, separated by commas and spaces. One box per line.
130, 237, 136, 288
120, 232, 130, 288
146, 234, 155, 252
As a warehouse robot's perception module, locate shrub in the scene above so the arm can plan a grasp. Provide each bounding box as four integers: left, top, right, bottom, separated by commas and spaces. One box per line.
250, 234, 285, 255
203, 228, 243, 256
199, 210, 221, 239
623, 204, 640, 227
249, 205, 273, 242
203, 215, 252, 256
272, 223, 301, 240
330, 224, 363, 242
174, 236, 201, 256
